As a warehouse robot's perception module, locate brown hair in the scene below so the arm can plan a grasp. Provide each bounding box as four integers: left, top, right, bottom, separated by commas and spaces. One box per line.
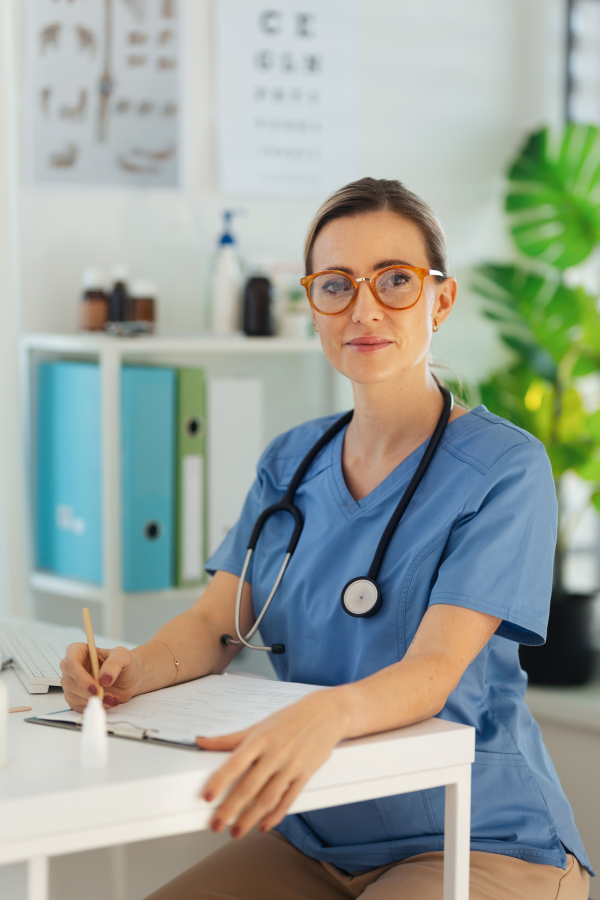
304, 177, 448, 277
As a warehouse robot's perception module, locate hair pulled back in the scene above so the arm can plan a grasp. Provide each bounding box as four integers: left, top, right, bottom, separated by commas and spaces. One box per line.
304, 177, 448, 278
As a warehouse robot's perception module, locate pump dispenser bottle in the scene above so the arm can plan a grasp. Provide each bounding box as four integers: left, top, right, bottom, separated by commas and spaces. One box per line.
211, 211, 242, 335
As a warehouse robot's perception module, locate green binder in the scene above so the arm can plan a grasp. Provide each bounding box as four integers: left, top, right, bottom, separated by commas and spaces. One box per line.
175, 369, 207, 586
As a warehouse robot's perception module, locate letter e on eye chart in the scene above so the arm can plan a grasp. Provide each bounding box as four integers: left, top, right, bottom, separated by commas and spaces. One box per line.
215, 0, 361, 196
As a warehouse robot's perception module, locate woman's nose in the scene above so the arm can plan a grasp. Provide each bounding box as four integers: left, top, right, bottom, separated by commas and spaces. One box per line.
351, 281, 383, 323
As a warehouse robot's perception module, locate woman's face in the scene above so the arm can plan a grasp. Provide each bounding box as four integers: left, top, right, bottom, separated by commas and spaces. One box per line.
309, 211, 457, 386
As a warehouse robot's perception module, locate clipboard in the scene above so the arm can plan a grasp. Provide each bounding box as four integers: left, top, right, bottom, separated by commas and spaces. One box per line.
24, 673, 326, 751
26, 712, 200, 751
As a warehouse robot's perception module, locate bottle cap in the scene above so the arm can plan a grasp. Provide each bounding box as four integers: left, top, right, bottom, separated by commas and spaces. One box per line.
129, 279, 157, 299
82, 268, 106, 291
111, 263, 128, 283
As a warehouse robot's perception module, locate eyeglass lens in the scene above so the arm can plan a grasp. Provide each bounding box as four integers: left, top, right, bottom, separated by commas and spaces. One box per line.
309, 267, 422, 314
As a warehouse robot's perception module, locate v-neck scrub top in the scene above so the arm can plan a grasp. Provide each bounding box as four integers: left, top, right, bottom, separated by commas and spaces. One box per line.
206, 405, 593, 876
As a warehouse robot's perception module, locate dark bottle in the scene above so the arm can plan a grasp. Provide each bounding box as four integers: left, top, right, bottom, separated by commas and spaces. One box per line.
106, 263, 129, 334
243, 276, 273, 336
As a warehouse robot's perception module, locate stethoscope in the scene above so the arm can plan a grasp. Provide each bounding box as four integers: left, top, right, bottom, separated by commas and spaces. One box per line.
221, 385, 454, 655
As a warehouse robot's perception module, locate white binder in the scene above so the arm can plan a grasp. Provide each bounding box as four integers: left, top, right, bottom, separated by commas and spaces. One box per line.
208, 377, 264, 556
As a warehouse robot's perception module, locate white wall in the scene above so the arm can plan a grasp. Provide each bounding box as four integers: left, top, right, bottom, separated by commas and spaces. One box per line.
0, 0, 30, 619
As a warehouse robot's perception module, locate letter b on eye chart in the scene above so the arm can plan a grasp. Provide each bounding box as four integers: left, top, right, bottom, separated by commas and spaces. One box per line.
215, 0, 360, 196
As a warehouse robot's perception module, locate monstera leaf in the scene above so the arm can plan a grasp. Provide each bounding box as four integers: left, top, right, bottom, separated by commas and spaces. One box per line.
506, 124, 600, 268
473, 263, 600, 372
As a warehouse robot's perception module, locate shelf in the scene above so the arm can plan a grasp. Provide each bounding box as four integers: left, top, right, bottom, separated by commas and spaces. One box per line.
30, 571, 206, 605
21, 332, 322, 356
31, 571, 105, 603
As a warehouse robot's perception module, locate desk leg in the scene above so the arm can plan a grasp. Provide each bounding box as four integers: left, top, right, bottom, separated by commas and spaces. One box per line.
443, 764, 471, 900
27, 856, 49, 900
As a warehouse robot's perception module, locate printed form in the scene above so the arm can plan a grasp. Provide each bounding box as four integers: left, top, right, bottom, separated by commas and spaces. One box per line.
37, 674, 325, 746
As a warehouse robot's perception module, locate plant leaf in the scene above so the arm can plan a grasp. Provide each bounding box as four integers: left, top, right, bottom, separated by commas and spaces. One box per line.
506, 125, 600, 269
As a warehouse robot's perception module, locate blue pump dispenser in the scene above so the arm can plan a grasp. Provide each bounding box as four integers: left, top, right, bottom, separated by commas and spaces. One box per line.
218, 211, 236, 246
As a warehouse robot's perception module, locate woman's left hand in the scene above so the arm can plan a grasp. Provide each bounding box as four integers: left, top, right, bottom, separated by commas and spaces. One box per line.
196, 688, 349, 839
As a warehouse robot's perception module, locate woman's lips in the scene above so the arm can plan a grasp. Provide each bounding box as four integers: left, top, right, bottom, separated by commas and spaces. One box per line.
346, 336, 393, 353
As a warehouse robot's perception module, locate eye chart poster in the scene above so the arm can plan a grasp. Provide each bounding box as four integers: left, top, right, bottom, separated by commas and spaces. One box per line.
215, 0, 361, 196
25, 0, 181, 188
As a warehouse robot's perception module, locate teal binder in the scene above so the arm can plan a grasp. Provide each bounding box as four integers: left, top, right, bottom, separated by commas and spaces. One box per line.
36, 361, 102, 583
121, 366, 176, 592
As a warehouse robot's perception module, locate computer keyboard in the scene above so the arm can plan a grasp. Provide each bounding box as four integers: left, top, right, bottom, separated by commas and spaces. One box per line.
0, 618, 133, 693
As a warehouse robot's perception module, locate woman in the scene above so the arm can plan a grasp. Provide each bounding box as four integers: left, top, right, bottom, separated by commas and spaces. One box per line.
61, 178, 592, 899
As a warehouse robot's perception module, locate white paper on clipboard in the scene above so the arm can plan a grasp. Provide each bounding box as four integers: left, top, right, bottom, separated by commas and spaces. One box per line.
35, 674, 325, 746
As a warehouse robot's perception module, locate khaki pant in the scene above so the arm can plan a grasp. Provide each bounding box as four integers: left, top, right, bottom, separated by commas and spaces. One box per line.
145, 829, 589, 900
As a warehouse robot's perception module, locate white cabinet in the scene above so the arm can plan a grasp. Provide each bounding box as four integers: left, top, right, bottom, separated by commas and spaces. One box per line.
22, 333, 332, 639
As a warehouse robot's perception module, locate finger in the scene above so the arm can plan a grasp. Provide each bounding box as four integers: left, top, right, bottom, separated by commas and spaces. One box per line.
61, 674, 93, 705
230, 771, 291, 838
98, 646, 131, 687
60, 648, 99, 697
102, 694, 119, 709
259, 775, 309, 832
200, 733, 262, 802
210, 752, 282, 831
196, 730, 248, 752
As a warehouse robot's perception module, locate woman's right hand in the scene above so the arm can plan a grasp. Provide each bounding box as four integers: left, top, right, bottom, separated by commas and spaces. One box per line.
60, 643, 141, 712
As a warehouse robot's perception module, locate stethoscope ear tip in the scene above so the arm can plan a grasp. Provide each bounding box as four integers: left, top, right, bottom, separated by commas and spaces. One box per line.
270, 643, 285, 654
221, 634, 234, 646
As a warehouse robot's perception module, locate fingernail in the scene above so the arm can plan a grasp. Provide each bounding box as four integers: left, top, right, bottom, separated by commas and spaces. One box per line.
211, 819, 222, 832
87, 684, 98, 696
204, 791, 214, 802
100, 674, 112, 686
110, 697, 119, 707
231, 826, 241, 838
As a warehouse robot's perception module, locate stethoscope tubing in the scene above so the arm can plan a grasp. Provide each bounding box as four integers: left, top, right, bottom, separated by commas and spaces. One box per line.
221, 385, 453, 652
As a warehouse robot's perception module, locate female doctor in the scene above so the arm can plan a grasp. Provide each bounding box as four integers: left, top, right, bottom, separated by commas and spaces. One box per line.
61, 178, 592, 899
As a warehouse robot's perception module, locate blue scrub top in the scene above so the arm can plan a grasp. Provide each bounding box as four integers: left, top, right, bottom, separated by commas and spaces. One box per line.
206, 405, 593, 875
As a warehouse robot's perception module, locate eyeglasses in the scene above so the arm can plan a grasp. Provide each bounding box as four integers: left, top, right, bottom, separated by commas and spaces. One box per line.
300, 265, 446, 316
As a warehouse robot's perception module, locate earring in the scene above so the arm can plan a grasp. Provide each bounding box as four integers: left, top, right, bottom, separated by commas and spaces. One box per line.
432, 318, 440, 332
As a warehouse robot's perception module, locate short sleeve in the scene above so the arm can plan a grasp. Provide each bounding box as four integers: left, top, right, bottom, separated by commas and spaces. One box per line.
428, 440, 557, 645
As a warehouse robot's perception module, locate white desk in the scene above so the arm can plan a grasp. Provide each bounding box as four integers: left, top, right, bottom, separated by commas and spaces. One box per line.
0, 669, 475, 900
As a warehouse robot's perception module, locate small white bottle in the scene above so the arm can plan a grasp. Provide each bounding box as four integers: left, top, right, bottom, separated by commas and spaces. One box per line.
211, 211, 242, 335
80, 696, 108, 768
0, 678, 8, 767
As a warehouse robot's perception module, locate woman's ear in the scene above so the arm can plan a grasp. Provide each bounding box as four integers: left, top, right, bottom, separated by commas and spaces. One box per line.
434, 277, 457, 325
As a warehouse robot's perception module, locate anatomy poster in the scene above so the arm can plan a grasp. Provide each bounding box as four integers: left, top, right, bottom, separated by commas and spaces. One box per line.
25, 0, 181, 187
215, 0, 360, 196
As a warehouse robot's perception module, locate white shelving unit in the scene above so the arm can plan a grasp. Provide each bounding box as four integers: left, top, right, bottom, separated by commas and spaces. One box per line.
21, 332, 330, 638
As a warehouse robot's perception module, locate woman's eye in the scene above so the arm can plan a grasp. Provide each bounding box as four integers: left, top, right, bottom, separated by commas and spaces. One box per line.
323, 279, 348, 294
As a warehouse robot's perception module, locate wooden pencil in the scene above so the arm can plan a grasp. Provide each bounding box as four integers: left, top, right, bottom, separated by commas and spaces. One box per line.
82, 608, 104, 701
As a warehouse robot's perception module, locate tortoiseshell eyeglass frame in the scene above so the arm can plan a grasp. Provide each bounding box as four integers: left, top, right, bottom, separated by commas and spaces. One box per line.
300, 264, 447, 316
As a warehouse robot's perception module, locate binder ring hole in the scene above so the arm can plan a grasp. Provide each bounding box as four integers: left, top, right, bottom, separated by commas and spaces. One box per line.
184, 415, 204, 439
144, 521, 161, 540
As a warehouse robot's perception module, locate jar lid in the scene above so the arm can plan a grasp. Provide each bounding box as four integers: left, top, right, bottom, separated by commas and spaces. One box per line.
129, 278, 157, 299
111, 262, 129, 283
82, 267, 106, 290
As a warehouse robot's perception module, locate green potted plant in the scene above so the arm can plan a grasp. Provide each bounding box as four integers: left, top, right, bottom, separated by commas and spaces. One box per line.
473, 123, 600, 684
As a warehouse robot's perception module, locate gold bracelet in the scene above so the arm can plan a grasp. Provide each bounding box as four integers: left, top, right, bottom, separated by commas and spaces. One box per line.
148, 639, 180, 686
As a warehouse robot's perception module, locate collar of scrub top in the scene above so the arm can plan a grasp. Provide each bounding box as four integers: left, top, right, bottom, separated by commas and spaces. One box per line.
221, 384, 454, 654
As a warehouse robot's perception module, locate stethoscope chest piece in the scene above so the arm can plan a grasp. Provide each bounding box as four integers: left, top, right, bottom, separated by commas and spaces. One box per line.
341, 577, 382, 618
